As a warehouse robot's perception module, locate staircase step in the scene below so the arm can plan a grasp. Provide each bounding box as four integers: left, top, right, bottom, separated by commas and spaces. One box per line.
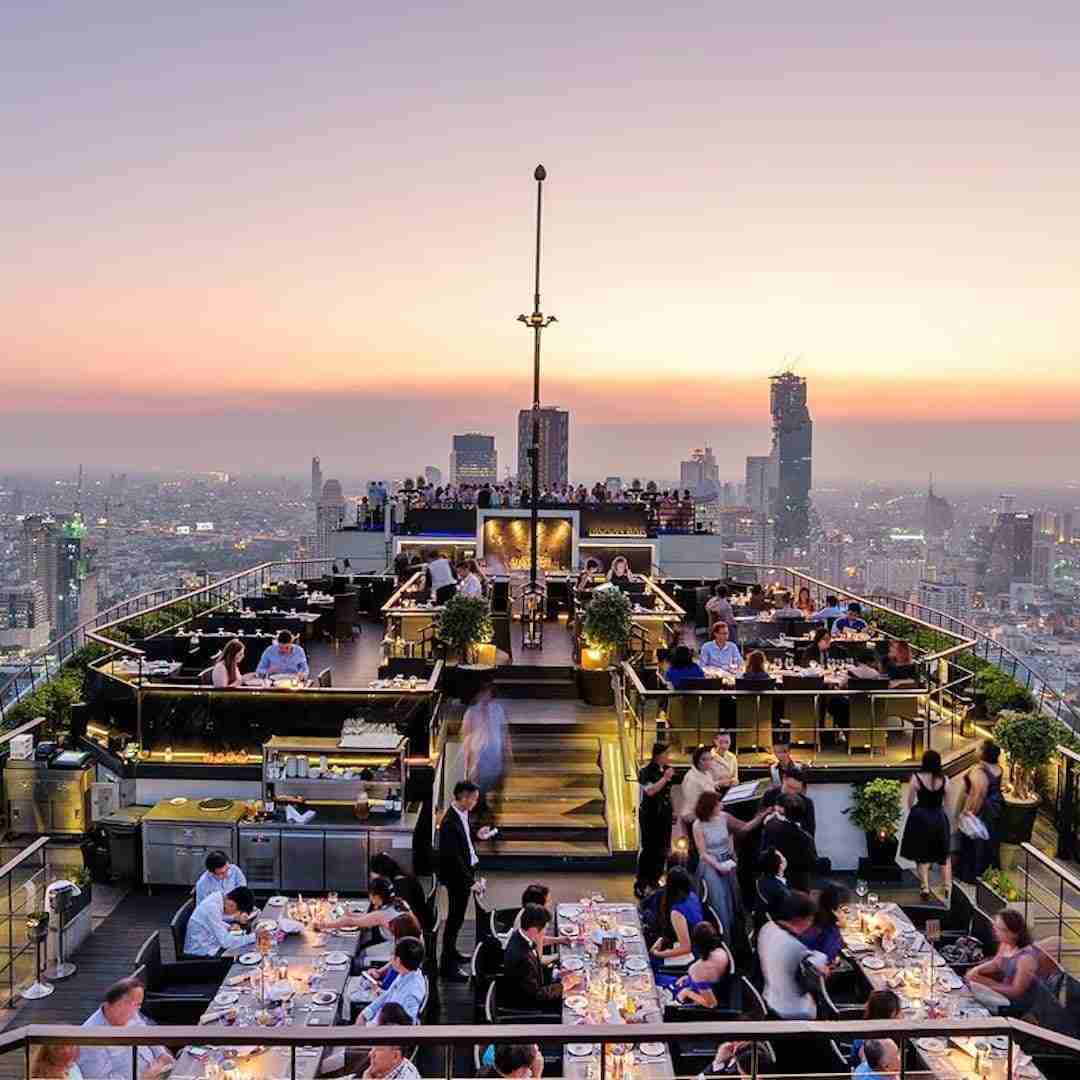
505, 760, 601, 776
494, 679, 578, 700
500, 776, 603, 795
493, 809, 607, 829
497, 665, 577, 680
486, 839, 611, 857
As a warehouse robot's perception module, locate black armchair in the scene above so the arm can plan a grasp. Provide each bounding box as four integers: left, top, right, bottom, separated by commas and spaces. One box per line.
134, 932, 230, 1025
169, 897, 196, 959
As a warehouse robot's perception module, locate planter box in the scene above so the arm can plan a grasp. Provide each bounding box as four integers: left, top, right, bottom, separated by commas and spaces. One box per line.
976, 879, 1010, 917
577, 667, 615, 706
999, 798, 1039, 846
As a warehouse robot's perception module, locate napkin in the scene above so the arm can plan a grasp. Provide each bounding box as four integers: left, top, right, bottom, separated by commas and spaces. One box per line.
286, 805, 316, 824
278, 917, 303, 934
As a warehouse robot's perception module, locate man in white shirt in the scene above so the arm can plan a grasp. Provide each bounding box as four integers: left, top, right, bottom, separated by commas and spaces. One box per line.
699, 622, 743, 672
194, 851, 247, 904
184, 887, 256, 956
679, 745, 719, 827
80, 977, 174, 1080
426, 549, 457, 605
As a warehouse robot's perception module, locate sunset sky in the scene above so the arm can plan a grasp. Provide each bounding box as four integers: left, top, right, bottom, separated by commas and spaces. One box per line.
3, 2, 1080, 482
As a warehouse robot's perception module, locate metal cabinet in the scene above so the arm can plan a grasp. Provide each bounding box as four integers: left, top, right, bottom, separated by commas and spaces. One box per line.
281, 831, 324, 892
239, 828, 281, 891
325, 832, 368, 894
142, 822, 236, 887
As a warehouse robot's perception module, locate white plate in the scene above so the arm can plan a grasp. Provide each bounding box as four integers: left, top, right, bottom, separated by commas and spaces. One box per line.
561, 904, 584, 918
561, 956, 585, 971
567, 1045, 595, 1057
169, 797, 188, 805
916, 1039, 947, 1053
334, 926, 361, 935
266, 896, 287, 907
561, 922, 580, 937
324, 951, 350, 966
313, 991, 338, 1006
624, 956, 649, 972
565, 995, 589, 1013
989, 1037, 1009, 1050
639, 1044, 666, 1057
237, 953, 261, 965
862, 956, 886, 970
618, 925, 638, 938
348, 902, 367, 914
213, 991, 240, 1006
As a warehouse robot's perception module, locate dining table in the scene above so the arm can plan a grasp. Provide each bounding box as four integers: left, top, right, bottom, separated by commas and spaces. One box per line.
840, 902, 1043, 1080
171, 895, 372, 1080
555, 900, 675, 1080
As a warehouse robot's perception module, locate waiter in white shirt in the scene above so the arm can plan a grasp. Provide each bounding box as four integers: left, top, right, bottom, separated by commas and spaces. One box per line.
184, 887, 256, 956
426, 548, 457, 605
80, 977, 174, 1080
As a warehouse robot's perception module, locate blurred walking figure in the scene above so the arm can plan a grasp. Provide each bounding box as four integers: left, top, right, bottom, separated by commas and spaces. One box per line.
462, 679, 512, 826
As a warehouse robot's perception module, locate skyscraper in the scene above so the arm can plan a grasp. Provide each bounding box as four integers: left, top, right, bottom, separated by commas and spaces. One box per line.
0, 583, 49, 650
54, 515, 87, 635
19, 515, 52, 588
745, 455, 773, 514
679, 446, 720, 495
517, 408, 569, 490
316, 479, 346, 558
769, 371, 813, 552
925, 476, 955, 537
310, 457, 323, 503
449, 434, 498, 486
986, 511, 1035, 595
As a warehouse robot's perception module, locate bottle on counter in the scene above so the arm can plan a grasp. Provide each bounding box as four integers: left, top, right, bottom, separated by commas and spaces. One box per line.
353, 788, 370, 821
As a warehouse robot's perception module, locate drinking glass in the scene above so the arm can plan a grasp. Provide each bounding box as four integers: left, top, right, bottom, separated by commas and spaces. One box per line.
855, 880, 868, 903
327, 891, 338, 908
868, 892, 880, 910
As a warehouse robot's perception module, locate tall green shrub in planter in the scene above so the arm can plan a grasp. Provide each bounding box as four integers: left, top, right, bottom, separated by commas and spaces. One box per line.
436, 595, 493, 660
582, 587, 633, 659
846, 778, 903, 869
993, 708, 1055, 845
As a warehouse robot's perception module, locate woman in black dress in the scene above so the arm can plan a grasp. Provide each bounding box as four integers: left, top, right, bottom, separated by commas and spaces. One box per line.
900, 749, 951, 902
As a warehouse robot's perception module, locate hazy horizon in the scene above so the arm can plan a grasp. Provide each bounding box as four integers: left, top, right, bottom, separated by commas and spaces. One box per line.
4, 2, 1080, 480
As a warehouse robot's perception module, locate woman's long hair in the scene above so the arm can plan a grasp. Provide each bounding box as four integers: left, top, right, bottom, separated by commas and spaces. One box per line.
221, 638, 244, 684
660, 866, 694, 932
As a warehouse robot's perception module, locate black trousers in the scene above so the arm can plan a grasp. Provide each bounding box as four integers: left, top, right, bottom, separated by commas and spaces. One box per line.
441, 880, 471, 966
636, 812, 672, 888
435, 583, 458, 605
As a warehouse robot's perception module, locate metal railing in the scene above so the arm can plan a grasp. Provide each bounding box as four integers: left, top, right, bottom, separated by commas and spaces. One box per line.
1016, 841, 1080, 974
0, 836, 49, 1008
866, 592, 1080, 733
0, 559, 334, 725
0, 1016, 1071, 1080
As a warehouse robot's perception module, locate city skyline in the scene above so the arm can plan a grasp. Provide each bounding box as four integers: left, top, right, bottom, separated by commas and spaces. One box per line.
3, 2, 1080, 483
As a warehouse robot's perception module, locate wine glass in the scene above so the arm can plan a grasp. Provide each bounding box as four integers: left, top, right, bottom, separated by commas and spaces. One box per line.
855, 880, 868, 902
868, 892, 880, 910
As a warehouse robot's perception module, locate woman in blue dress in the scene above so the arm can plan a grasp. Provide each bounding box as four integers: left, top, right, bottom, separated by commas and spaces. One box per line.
649, 867, 705, 971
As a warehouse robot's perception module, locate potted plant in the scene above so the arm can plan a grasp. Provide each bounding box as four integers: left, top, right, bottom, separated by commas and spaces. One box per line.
579, 587, 633, 706
993, 709, 1056, 844
436, 595, 494, 701
846, 778, 903, 879
976, 867, 1024, 916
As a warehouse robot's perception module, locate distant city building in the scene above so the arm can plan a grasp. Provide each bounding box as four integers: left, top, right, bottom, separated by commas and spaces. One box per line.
0, 583, 49, 650
768, 371, 813, 552
605, 477, 623, 497
680, 446, 720, 496
19, 515, 52, 589
54, 515, 87, 635
987, 511, 1035, 594
918, 579, 968, 622
424, 465, 442, 486
315, 479, 346, 558
699, 506, 775, 563
310, 457, 323, 503
745, 455, 772, 514
450, 433, 498, 486
1061, 510, 1075, 544
517, 408, 569, 490
864, 554, 923, 599
925, 477, 955, 537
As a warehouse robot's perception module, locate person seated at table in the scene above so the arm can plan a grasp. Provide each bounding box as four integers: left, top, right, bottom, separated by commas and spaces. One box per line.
833, 602, 869, 635
797, 883, 846, 963
706, 585, 737, 638
355, 937, 427, 1026
649, 866, 705, 970
795, 587, 815, 617
506, 884, 570, 951
194, 850, 247, 904
80, 977, 174, 1080
884, 640, 918, 684
709, 730, 738, 789
758, 891, 830, 1019
855, 1039, 900, 1080
747, 584, 769, 612
666, 644, 705, 689
755, 848, 790, 924
771, 592, 803, 620
659, 923, 731, 1005
801, 628, 850, 739
212, 638, 260, 687
761, 765, 816, 838
739, 649, 775, 688
700, 621, 743, 672
848, 990, 901, 1067
967, 910, 1042, 1016
767, 742, 799, 786
500, 904, 563, 1013
576, 558, 602, 592
316, 877, 423, 945
360, 1002, 422, 1080
810, 594, 846, 624
761, 794, 818, 892
30, 1043, 83, 1080
370, 853, 428, 927
478, 1043, 545, 1079
606, 555, 635, 588
183, 886, 256, 956
456, 560, 484, 598
255, 630, 310, 680
801, 627, 834, 667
